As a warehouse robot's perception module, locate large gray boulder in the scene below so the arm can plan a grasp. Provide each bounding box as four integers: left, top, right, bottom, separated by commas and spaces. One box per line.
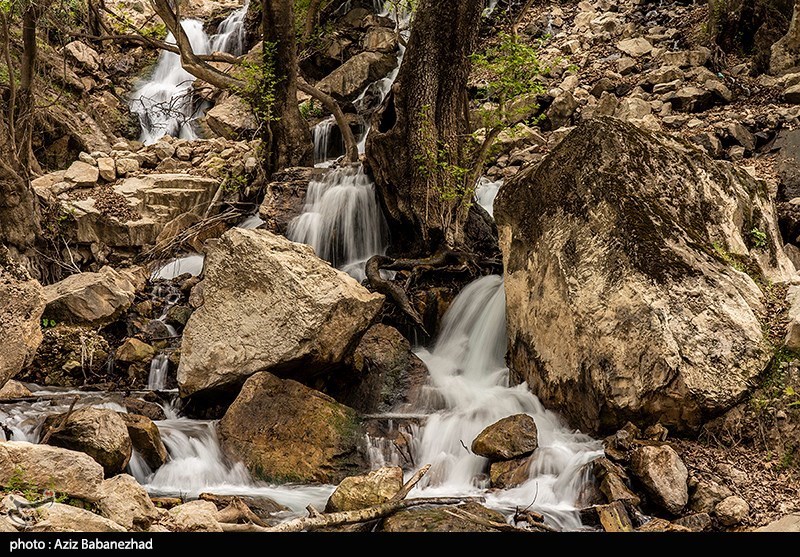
495, 117, 793, 435
43, 266, 136, 326
218, 372, 368, 484
317, 52, 397, 101
629, 444, 689, 515
0, 248, 45, 388
177, 228, 384, 397
0, 442, 104, 501
204, 95, 258, 140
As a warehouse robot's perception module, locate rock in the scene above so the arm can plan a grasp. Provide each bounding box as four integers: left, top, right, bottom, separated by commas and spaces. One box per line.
592, 457, 640, 506
0, 380, 31, 400
673, 512, 712, 532
97, 474, 159, 531
629, 445, 688, 515
119, 413, 168, 470
0, 249, 45, 388
597, 500, 634, 532
689, 479, 733, 514
714, 495, 749, 526
617, 57, 638, 75
63, 160, 99, 186
177, 228, 384, 397
205, 96, 258, 140
785, 84, 800, 104
784, 285, 800, 350
63, 41, 101, 72
614, 97, 651, 121
115, 157, 140, 176
756, 513, 800, 532
0, 441, 104, 501
258, 167, 324, 235
777, 129, 800, 199
31, 503, 125, 532
123, 398, 167, 421
325, 466, 403, 512
168, 500, 222, 532
471, 414, 538, 460
43, 407, 132, 476
96, 157, 117, 182
218, 372, 367, 484
165, 305, 192, 328
669, 86, 715, 112
617, 38, 653, 58
151, 141, 176, 161
19, 325, 110, 387
327, 324, 428, 413
43, 266, 136, 326
78, 152, 96, 166
115, 338, 156, 364
636, 517, 691, 532
546, 90, 578, 129
489, 456, 533, 489
362, 26, 397, 53
661, 48, 711, 68
494, 117, 790, 435
705, 80, 733, 103
643, 65, 684, 86
317, 52, 397, 101
380, 502, 506, 532
727, 123, 755, 151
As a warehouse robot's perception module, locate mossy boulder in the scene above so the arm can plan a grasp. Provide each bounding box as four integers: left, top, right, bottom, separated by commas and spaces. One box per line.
380, 502, 506, 532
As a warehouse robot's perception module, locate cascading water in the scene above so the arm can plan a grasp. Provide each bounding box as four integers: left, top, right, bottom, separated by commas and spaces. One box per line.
210, 2, 249, 56
150, 254, 206, 281
287, 165, 388, 281
398, 276, 603, 530
312, 117, 337, 165
148, 355, 170, 391
130, 20, 211, 145
475, 177, 503, 218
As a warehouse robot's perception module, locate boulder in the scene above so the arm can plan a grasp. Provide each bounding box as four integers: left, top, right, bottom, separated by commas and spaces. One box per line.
668, 86, 715, 112
204, 95, 258, 140
362, 27, 397, 53
380, 502, 505, 532
471, 414, 538, 460
0, 380, 31, 400
0, 441, 104, 501
660, 48, 711, 68
317, 52, 398, 101
31, 503, 125, 532
167, 500, 222, 532
119, 413, 168, 470
756, 512, 800, 532
325, 323, 429, 413
43, 266, 136, 326
123, 398, 167, 421
177, 228, 384, 397
258, 167, 324, 235
629, 445, 689, 514
494, 117, 791, 435
546, 91, 578, 129
592, 457, 640, 506
43, 407, 132, 476
97, 474, 160, 531
689, 479, 733, 514
785, 84, 800, 104
0, 249, 45, 389
218, 372, 368, 484
115, 338, 157, 364
325, 466, 403, 512
63, 160, 99, 186
63, 41, 101, 72
596, 500, 634, 532
489, 456, 533, 489
617, 38, 653, 58
673, 513, 712, 532
97, 157, 116, 182
714, 495, 749, 526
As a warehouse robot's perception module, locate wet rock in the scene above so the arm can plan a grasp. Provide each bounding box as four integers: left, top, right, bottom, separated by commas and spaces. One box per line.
471, 414, 538, 460
257, 167, 323, 234
218, 372, 368, 484
629, 445, 688, 515
205, 95, 258, 140
317, 52, 398, 101
123, 398, 166, 421
489, 455, 533, 489
165, 305, 192, 328
325, 324, 428, 413
167, 500, 222, 532
0, 441, 104, 501
494, 118, 790, 435
0, 380, 31, 400
64, 161, 99, 186
380, 502, 506, 532
43, 266, 136, 326
115, 338, 156, 364
0, 249, 45, 388
97, 474, 160, 531
689, 479, 734, 514
31, 503, 125, 532
177, 228, 383, 397
362, 27, 397, 53
325, 466, 403, 512
119, 413, 168, 470
714, 495, 749, 526
43, 407, 132, 476
673, 512, 712, 532
593, 457, 640, 506
597, 500, 634, 532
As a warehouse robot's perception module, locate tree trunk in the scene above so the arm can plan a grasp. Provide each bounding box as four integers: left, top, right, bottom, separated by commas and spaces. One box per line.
365, 0, 486, 255
262, 0, 313, 172
302, 0, 324, 42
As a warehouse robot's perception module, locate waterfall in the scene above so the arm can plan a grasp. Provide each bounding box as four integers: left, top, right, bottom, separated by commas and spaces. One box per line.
406, 276, 603, 531
148, 355, 170, 391
210, 2, 249, 56
312, 116, 337, 165
150, 254, 206, 281
130, 20, 211, 145
475, 177, 502, 218
287, 165, 387, 281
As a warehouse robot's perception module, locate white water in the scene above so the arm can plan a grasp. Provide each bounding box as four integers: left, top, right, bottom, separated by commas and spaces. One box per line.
402, 276, 602, 530
313, 117, 337, 165
210, 2, 249, 56
148, 355, 170, 391
287, 165, 387, 281
130, 20, 211, 145
151, 254, 205, 281
475, 177, 502, 218
238, 214, 265, 229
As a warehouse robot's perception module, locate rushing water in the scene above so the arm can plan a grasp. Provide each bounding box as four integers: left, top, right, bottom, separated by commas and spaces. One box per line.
287, 165, 388, 281
475, 178, 503, 218
210, 2, 249, 56
150, 254, 206, 281
396, 276, 603, 530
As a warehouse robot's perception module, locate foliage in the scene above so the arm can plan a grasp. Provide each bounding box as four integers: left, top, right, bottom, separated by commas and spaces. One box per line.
299, 99, 324, 120
236, 42, 279, 127
750, 227, 768, 250
414, 104, 471, 203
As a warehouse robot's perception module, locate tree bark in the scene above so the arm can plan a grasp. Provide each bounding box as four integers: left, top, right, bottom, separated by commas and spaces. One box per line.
297, 78, 359, 163
365, 0, 486, 255
261, 0, 313, 171
302, 0, 325, 42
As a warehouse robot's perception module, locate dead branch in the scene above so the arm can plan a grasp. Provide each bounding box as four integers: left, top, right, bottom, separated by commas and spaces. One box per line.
444, 507, 557, 532
40, 397, 79, 445
67, 32, 241, 64
366, 255, 427, 333
297, 78, 359, 163
214, 497, 268, 528
390, 464, 431, 502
